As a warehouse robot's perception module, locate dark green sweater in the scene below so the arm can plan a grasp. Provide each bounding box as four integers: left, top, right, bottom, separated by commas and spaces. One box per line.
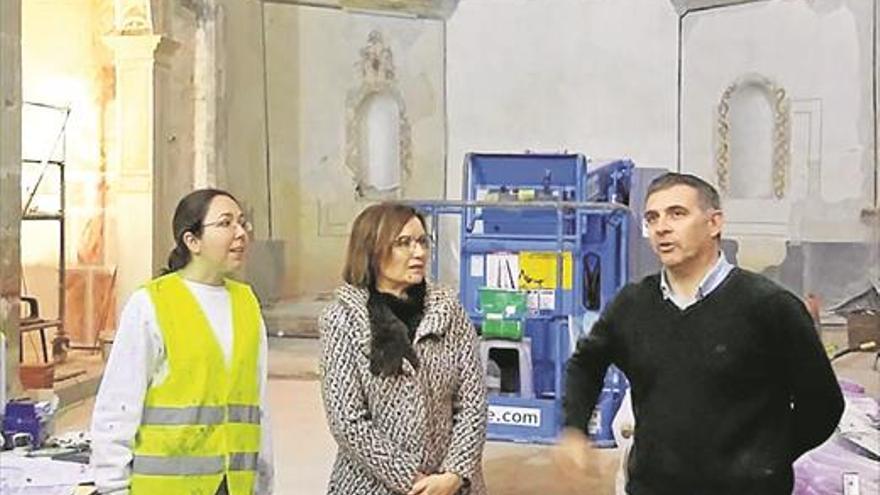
563, 268, 844, 495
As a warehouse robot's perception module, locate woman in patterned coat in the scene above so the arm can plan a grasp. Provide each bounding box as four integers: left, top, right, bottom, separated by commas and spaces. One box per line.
319, 202, 488, 495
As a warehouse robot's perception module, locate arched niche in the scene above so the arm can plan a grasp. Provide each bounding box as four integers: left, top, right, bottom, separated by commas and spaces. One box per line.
359, 91, 401, 194
716, 73, 790, 199
345, 31, 413, 200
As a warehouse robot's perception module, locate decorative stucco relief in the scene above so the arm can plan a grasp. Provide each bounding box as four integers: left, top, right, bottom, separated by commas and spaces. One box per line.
344, 30, 413, 200
114, 0, 154, 34
716, 73, 790, 199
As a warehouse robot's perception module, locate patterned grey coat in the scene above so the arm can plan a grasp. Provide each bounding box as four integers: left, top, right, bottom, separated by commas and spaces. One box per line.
318, 282, 488, 495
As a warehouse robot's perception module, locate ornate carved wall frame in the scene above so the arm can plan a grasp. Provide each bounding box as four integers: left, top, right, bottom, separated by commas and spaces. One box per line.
715, 73, 791, 199
114, 0, 154, 34
344, 30, 414, 199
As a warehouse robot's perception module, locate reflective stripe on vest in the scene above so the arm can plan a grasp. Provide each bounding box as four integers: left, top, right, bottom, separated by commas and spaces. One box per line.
132, 452, 259, 475
133, 455, 225, 476
229, 452, 259, 471
227, 405, 261, 424
141, 405, 260, 426
142, 406, 224, 425
131, 274, 262, 495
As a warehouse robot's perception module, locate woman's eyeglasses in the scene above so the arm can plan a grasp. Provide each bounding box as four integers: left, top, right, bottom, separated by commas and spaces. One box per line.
203, 217, 254, 234
391, 235, 431, 251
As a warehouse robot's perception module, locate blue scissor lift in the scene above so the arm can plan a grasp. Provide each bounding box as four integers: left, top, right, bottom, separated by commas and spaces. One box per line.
413, 153, 634, 445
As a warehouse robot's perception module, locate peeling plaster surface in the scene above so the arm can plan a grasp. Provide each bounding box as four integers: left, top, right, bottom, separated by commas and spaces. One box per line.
262, 4, 445, 297
442, 0, 678, 283
682, 0, 874, 240
446, 0, 679, 200
680, 0, 878, 303
170, 0, 877, 308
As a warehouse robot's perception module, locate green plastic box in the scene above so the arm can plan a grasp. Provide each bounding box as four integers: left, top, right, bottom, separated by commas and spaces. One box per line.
482, 316, 523, 341
478, 288, 527, 316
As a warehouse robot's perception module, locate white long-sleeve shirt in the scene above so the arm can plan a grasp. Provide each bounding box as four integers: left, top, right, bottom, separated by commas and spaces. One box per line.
90, 279, 274, 495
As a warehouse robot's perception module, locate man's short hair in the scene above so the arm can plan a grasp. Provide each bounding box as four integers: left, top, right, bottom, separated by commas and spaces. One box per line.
645, 173, 721, 211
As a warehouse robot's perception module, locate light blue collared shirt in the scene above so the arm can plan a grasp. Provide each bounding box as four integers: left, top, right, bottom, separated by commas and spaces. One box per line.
660, 252, 734, 310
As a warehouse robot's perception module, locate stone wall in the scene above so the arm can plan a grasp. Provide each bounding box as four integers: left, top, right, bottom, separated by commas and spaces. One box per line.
0, 0, 22, 396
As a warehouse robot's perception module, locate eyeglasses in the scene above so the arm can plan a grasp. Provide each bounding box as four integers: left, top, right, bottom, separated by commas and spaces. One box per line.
391, 235, 431, 251
203, 217, 254, 234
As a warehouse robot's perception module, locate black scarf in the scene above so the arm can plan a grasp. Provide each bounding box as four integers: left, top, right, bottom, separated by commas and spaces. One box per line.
367, 282, 426, 377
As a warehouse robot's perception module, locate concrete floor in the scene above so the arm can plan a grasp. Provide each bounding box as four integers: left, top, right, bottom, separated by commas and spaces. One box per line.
55, 380, 621, 495
52, 331, 878, 495
54, 337, 622, 494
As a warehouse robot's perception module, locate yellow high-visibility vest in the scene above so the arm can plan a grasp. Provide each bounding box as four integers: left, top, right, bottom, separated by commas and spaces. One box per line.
131, 273, 262, 495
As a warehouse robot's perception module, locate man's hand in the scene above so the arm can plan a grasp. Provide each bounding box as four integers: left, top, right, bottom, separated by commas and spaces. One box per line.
553, 427, 602, 487
408, 472, 462, 495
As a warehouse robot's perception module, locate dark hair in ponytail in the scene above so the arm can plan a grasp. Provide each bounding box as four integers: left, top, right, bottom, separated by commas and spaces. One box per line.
161, 188, 239, 275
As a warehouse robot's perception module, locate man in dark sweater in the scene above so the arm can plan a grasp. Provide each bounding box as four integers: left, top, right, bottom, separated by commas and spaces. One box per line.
556, 173, 844, 495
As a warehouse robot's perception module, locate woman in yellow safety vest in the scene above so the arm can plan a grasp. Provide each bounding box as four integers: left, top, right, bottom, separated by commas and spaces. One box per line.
90, 189, 274, 495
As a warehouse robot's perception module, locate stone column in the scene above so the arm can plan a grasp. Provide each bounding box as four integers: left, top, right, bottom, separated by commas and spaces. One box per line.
0, 0, 22, 398
104, 32, 178, 313
193, 0, 221, 188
